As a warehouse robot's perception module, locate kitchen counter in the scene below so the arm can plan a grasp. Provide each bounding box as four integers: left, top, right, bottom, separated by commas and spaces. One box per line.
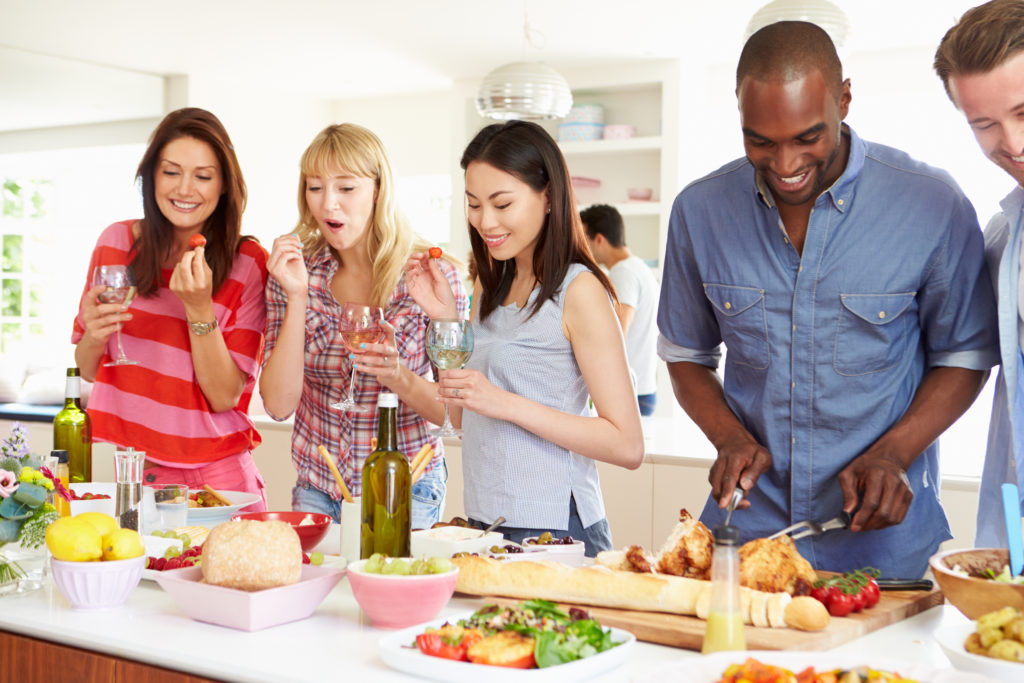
0, 564, 973, 681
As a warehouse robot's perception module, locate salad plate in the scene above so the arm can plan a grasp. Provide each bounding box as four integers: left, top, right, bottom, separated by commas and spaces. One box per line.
378, 610, 635, 681
935, 621, 1022, 681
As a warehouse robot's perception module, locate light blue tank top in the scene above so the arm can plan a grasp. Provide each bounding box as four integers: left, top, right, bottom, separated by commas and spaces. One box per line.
462, 263, 606, 530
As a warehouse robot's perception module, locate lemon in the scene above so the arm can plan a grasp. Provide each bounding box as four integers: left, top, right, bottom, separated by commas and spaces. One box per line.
102, 527, 144, 561
74, 511, 117, 538
45, 517, 103, 562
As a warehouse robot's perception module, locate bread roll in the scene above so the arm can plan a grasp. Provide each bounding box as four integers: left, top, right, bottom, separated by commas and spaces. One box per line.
202, 520, 302, 591
783, 595, 830, 631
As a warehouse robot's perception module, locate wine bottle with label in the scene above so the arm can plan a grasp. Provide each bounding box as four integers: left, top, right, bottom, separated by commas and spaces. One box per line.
360, 392, 411, 558
53, 368, 92, 483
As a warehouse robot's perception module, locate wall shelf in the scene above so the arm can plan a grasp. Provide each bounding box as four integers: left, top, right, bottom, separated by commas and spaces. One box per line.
558, 136, 663, 155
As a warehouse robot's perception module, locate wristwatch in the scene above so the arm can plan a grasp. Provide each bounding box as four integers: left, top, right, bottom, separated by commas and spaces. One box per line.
188, 319, 218, 336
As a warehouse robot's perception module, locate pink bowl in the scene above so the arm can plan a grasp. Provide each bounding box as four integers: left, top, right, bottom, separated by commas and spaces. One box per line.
346, 559, 458, 628
231, 511, 332, 551
51, 555, 145, 609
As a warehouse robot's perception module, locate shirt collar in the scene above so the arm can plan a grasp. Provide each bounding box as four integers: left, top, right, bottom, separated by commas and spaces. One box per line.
754, 123, 861, 214
1000, 184, 1024, 218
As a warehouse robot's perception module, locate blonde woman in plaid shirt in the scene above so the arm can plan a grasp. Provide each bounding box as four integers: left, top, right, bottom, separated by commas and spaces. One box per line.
260, 124, 469, 529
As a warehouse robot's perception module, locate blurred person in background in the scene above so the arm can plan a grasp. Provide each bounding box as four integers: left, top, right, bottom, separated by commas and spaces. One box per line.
73, 107, 269, 509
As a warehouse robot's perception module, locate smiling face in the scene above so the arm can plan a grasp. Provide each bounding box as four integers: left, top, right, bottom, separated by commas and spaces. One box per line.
949, 51, 1024, 188
738, 69, 850, 210
154, 136, 224, 234
304, 171, 377, 254
465, 161, 549, 264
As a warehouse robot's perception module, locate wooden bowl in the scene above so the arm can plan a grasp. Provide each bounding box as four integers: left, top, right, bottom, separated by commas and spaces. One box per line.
929, 547, 1024, 619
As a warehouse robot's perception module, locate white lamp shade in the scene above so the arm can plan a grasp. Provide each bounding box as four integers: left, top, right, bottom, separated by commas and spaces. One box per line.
475, 61, 573, 120
745, 0, 850, 48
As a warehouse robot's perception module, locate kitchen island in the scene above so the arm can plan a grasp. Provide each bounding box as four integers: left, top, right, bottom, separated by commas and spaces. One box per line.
0, 571, 974, 682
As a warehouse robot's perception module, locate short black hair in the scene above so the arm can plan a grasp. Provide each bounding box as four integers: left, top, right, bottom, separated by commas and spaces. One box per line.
580, 204, 625, 247
737, 21, 843, 99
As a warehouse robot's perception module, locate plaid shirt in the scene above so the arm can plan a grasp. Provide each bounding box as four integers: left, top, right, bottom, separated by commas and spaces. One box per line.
263, 247, 468, 501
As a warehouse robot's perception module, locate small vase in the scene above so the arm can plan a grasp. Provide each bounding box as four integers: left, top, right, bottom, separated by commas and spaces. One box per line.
0, 540, 49, 596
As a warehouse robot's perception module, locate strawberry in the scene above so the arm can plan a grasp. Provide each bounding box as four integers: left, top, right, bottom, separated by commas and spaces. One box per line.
302, 552, 311, 565
153, 557, 167, 571
165, 557, 182, 570
428, 247, 442, 259
189, 234, 207, 249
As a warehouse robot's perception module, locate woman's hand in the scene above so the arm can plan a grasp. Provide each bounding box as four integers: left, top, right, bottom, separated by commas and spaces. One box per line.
353, 320, 405, 389
169, 245, 214, 316
78, 285, 132, 347
267, 234, 308, 299
437, 368, 506, 420
405, 253, 458, 319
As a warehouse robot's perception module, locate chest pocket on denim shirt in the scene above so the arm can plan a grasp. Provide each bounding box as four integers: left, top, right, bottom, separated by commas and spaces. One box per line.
833, 292, 916, 376
703, 283, 769, 370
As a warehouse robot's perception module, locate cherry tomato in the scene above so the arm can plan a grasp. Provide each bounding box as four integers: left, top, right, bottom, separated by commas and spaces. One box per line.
826, 591, 855, 617
809, 584, 835, 605
189, 234, 207, 249
428, 246, 442, 259
862, 578, 880, 608
850, 588, 866, 612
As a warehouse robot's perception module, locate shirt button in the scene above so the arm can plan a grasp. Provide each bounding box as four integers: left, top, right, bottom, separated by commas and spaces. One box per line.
792, 324, 796, 331
878, 311, 886, 319
791, 382, 795, 388
784, 237, 790, 243
724, 302, 732, 309
838, 199, 845, 206
792, 437, 796, 444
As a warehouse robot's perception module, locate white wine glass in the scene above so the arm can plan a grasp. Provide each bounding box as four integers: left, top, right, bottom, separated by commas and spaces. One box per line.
331, 303, 385, 412
93, 265, 139, 367
426, 319, 474, 437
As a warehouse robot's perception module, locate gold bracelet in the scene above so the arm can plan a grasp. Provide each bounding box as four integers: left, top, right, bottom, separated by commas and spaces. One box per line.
188, 319, 218, 336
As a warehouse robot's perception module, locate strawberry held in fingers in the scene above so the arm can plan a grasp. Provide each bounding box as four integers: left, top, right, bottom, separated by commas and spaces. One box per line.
428, 246, 442, 259
188, 234, 207, 250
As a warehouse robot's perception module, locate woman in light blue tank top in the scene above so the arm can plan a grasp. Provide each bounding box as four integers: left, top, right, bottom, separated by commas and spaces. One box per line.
406, 121, 644, 555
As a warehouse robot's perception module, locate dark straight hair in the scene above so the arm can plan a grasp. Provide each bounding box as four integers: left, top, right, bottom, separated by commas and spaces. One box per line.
133, 107, 248, 297
460, 120, 616, 321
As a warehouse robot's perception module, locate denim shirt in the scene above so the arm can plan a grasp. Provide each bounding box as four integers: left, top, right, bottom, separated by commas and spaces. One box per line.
978, 186, 1024, 547
658, 126, 999, 578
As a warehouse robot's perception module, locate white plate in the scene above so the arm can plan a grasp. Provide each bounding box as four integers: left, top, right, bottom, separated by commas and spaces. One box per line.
141, 553, 346, 582
635, 650, 994, 683
378, 611, 635, 681
935, 621, 1024, 680
186, 490, 262, 527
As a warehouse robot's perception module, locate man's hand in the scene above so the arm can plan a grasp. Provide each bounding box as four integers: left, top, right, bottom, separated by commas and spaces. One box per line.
708, 436, 772, 510
837, 451, 914, 532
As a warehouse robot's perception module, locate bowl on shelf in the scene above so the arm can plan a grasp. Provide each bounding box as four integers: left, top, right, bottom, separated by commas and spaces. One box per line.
564, 104, 604, 124
929, 547, 1024, 619
627, 187, 654, 201
346, 558, 459, 629
558, 122, 605, 142
51, 555, 145, 610
231, 511, 332, 552
603, 124, 636, 140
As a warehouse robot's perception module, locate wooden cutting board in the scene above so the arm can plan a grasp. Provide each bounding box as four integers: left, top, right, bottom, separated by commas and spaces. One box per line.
476, 586, 943, 651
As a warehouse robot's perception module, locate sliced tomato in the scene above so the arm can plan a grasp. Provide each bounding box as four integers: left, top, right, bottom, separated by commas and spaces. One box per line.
415, 632, 468, 661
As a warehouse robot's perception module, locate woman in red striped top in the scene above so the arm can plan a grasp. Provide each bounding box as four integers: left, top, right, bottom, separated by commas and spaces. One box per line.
72, 108, 269, 509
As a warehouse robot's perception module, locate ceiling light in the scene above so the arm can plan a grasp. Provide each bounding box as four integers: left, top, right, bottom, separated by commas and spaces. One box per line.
745, 0, 851, 48
476, 62, 573, 120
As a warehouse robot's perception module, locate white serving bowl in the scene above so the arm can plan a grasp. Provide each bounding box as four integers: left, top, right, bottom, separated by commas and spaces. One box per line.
68, 482, 116, 517
411, 526, 504, 557
521, 536, 587, 566
51, 555, 145, 609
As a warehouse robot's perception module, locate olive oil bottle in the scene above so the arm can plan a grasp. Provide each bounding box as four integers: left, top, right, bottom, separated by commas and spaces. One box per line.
360, 393, 411, 558
53, 367, 92, 483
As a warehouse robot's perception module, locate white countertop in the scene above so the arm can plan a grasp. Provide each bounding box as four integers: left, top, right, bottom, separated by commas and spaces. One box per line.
0, 552, 973, 681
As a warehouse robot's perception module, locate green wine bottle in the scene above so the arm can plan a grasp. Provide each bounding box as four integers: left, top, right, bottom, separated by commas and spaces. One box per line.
54, 368, 92, 483
360, 392, 411, 558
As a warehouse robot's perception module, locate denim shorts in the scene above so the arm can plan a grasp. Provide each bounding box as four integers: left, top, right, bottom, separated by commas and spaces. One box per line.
469, 496, 612, 557
637, 392, 657, 417
292, 458, 447, 530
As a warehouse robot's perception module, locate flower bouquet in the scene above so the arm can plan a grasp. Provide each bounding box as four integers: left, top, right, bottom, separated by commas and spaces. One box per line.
0, 423, 64, 592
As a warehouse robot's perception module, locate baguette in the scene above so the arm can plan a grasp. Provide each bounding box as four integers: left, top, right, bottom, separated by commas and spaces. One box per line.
451, 555, 810, 629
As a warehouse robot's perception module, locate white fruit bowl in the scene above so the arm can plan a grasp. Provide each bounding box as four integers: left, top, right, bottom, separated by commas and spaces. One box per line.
51, 555, 145, 609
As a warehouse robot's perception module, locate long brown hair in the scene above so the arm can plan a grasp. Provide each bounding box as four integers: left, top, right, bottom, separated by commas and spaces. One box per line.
460, 120, 615, 321
133, 107, 247, 297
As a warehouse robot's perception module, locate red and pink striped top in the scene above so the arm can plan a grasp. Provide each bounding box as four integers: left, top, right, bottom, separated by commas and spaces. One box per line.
72, 221, 268, 466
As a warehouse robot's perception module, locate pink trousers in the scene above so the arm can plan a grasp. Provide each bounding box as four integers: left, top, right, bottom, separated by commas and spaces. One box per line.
142, 451, 267, 513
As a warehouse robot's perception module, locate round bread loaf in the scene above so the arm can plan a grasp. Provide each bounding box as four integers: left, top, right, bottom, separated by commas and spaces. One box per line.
783, 595, 830, 631
202, 520, 302, 591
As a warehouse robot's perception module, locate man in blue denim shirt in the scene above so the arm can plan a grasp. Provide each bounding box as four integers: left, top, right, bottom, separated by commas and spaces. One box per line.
658, 21, 999, 578
936, 0, 1024, 548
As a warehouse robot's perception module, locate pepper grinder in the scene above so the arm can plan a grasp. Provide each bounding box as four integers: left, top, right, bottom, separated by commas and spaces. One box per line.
114, 447, 146, 531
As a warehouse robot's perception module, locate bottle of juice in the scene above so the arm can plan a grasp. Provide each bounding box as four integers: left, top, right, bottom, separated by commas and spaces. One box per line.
360, 393, 411, 558
53, 368, 91, 483
702, 524, 746, 654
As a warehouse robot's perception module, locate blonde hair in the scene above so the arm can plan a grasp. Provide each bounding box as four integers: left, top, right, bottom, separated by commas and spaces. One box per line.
294, 123, 435, 307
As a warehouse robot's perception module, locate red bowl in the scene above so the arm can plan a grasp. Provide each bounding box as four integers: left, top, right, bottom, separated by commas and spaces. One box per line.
231, 511, 332, 552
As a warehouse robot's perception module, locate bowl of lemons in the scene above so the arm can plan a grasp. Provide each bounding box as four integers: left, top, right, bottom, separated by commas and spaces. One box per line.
47, 512, 146, 609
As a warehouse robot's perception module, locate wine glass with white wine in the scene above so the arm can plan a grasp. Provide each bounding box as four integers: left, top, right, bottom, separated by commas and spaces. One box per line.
93, 265, 139, 367
331, 303, 385, 412
426, 319, 474, 437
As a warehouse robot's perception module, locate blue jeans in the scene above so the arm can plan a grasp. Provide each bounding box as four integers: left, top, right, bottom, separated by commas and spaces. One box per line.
469, 496, 612, 557
637, 393, 657, 416
292, 458, 447, 530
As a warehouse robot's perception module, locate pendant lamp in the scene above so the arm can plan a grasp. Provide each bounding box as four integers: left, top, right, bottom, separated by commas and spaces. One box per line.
476, 61, 573, 120
745, 0, 851, 48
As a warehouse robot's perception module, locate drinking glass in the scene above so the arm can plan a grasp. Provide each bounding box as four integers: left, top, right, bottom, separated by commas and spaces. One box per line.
426, 319, 474, 437
151, 484, 189, 532
331, 304, 385, 412
93, 265, 138, 366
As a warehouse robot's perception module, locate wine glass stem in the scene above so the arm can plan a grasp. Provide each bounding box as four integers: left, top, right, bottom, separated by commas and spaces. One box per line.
441, 402, 452, 431
347, 364, 358, 403
115, 323, 127, 360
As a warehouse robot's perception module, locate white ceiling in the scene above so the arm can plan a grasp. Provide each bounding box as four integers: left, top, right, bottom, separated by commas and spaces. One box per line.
0, 0, 982, 131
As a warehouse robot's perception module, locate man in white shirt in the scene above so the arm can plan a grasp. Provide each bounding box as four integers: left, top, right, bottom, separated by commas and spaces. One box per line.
582, 204, 659, 415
